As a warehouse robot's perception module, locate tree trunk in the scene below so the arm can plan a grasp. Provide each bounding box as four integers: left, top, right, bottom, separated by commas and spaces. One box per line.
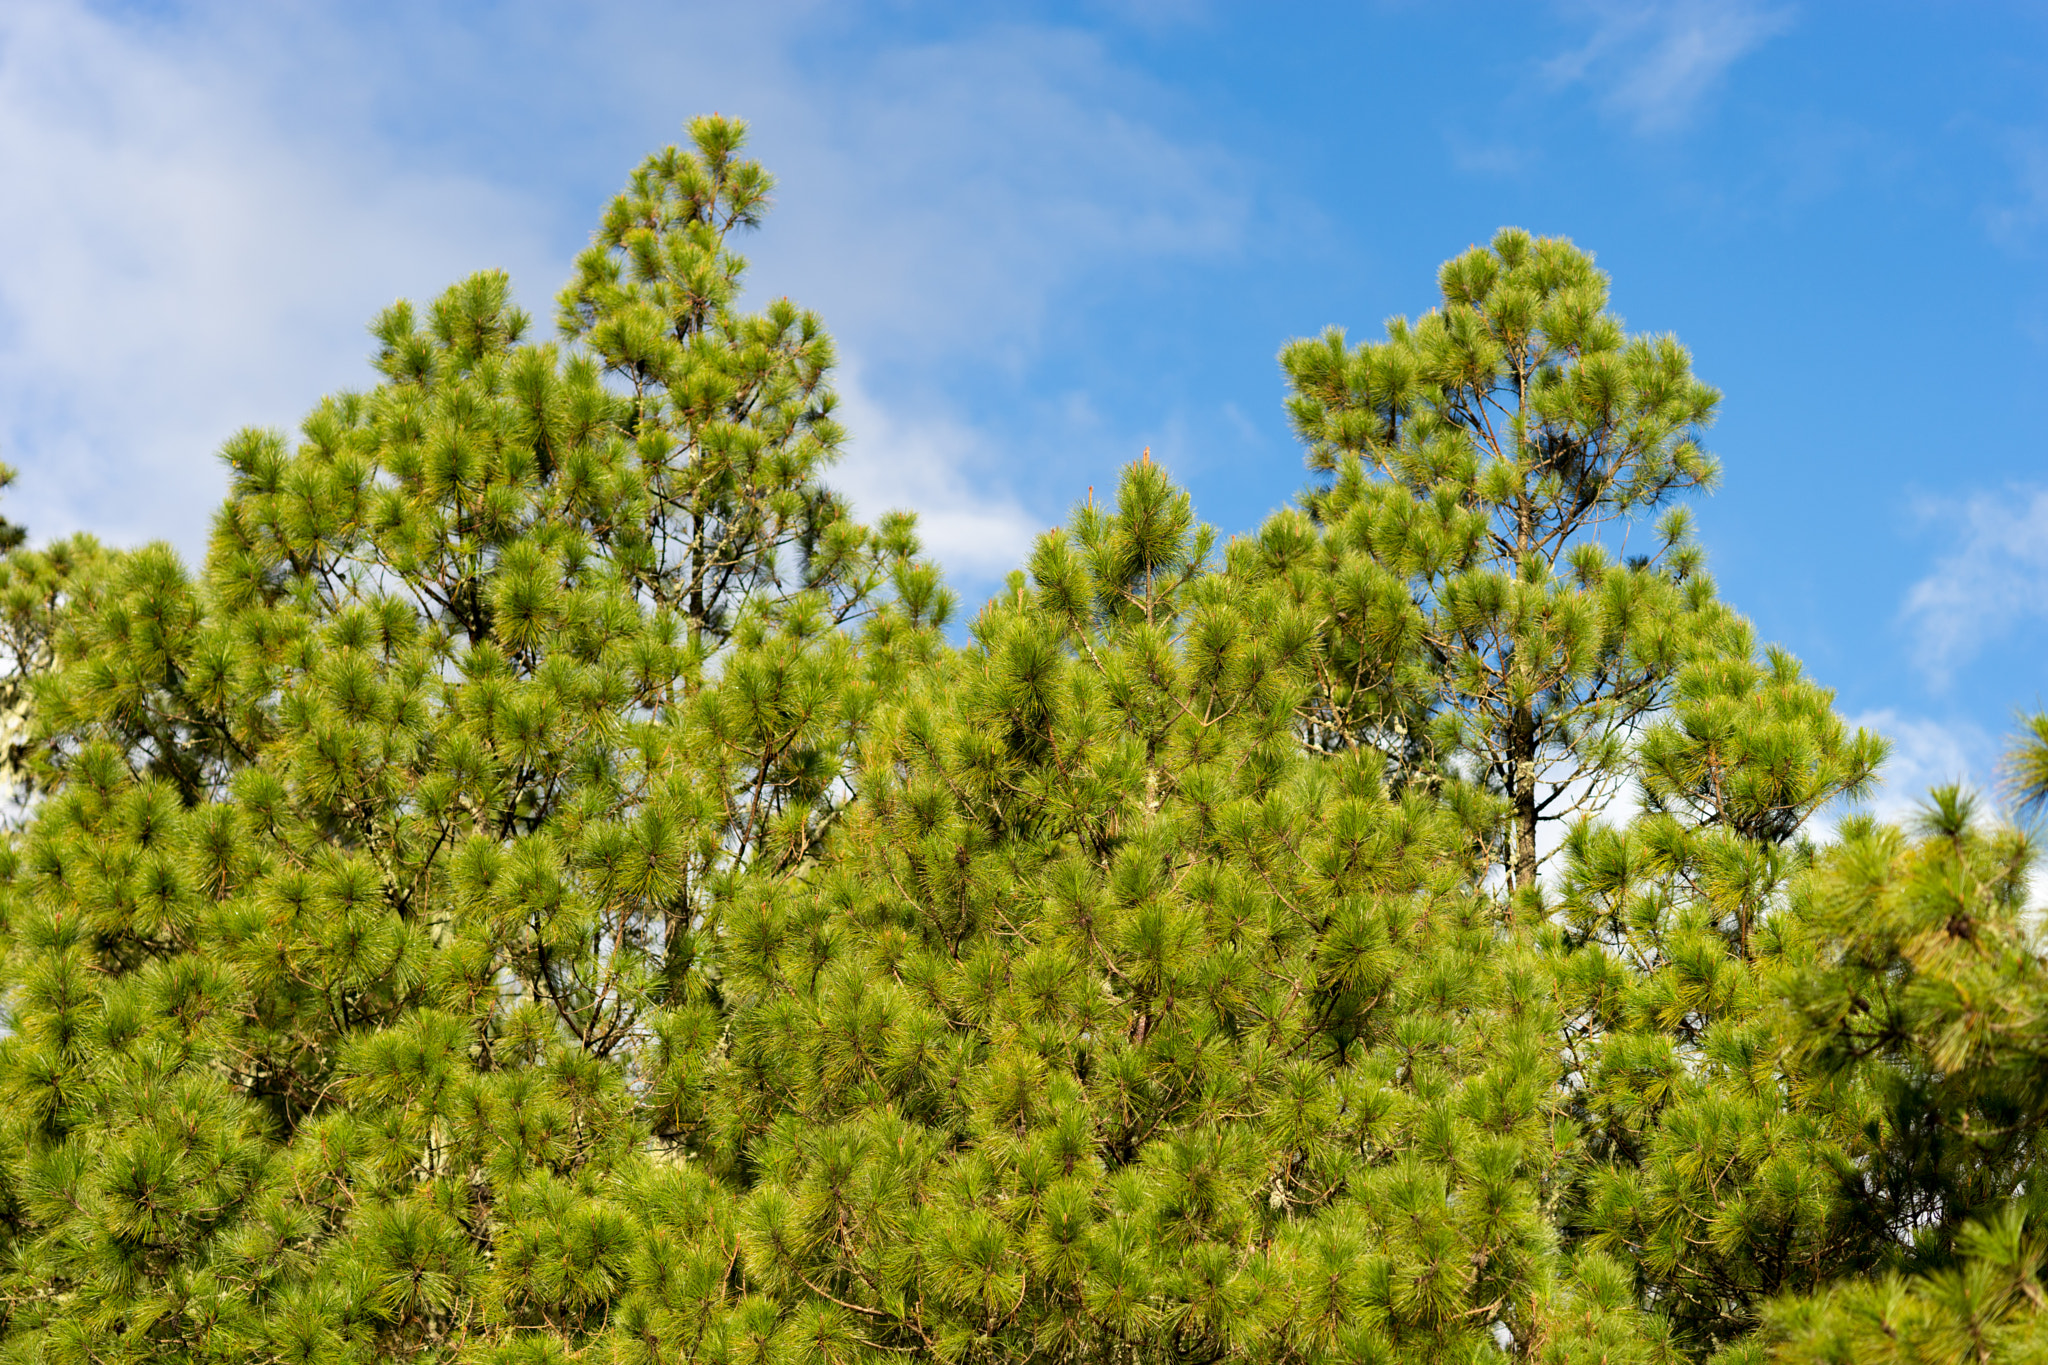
1511, 702, 1539, 890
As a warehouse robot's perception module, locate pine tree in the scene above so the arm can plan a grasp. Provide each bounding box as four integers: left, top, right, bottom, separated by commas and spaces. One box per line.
675, 461, 1660, 1365
1755, 735, 2048, 1365
555, 117, 879, 646
1280, 228, 1722, 889
1545, 629, 1886, 1356
0, 466, 110, 817
0, 118, 946, 1364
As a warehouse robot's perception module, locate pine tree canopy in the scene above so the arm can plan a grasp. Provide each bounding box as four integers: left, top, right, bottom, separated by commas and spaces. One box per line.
1281, 229, 1725, 891
2, 119, 2047, 1365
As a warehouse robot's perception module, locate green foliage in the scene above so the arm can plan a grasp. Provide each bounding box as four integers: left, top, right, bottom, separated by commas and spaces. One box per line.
557, 114, 877, 646
1281, 227, 1725, 888
1782, 789, 2046, 1259
0, 119, 947, 1365
0, 466, 112, 816
6, 168, 2047, 1365
1755, 771, 2048, 1364
687, 462, 1623, 1362
1545, 633, 1888, 1354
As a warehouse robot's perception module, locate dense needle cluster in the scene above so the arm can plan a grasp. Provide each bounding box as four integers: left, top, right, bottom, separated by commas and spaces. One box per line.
0, 120, 2045, 1365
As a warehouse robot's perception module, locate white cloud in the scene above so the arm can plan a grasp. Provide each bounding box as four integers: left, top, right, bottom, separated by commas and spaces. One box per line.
0, 1, 1248, 601
830, 363, 1043, 578
0, 0, 552, 556
1845, 708, 1998, 826
653, 19, 1247, 365
1545, 0, 1793, 133
1900, 486, 2048, 690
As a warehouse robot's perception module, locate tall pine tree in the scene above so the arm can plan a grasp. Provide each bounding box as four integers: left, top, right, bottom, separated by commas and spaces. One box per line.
1547, 632, 1885, 1356
1758, 737, 2048, 1365
1281, 228, 1722, 889
0, 118, 946, 1364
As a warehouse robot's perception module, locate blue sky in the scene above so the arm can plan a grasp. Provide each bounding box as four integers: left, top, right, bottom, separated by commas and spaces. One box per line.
3, 0, 2045, 817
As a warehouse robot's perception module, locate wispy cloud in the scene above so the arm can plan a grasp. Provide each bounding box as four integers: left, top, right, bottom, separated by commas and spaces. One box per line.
1987, 131, 2048, 251
729, 22, 1246, 365
0, 0, 551, 553
1444, 130, 1534, 178
0, 1, 1248, 600
1846, 708, 1998, 825
1545, 0, 1793, 133
1901, 487, 2048, 690
830, 364, 1043, 578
